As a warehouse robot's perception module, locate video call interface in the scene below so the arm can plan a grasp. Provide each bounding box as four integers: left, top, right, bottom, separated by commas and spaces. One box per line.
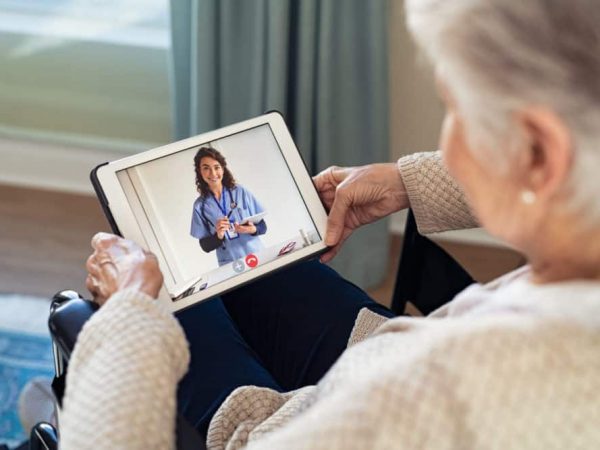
116, 124, 321, 301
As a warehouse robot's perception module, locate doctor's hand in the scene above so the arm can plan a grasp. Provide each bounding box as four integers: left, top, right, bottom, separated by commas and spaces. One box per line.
313, 163, 409, 263
234, 222, 257, 235
216, 217, 231, 240
85, 232, 163, 306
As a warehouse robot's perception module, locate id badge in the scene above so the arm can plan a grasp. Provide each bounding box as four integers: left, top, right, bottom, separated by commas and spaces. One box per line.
226, 221, 239, 240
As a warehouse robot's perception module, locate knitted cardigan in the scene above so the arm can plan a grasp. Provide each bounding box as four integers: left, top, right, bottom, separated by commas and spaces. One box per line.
60, 152, 600, 449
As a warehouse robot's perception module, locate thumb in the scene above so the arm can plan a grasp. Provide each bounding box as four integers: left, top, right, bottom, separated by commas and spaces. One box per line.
325, 188, 350, 246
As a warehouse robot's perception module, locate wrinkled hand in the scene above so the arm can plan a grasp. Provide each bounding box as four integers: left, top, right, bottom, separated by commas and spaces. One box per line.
234, 221, 257, 235
216, 217, 231, 240
313, 163, 409, 262
85, 232, 164, 306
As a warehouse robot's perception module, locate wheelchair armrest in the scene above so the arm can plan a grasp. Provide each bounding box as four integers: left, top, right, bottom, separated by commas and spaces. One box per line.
29, 422, 58, 450
391, 210, 474, 315
49, 291, 98, 360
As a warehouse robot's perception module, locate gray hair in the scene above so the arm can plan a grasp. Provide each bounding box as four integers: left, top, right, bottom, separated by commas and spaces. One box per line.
405, 0, 600, 221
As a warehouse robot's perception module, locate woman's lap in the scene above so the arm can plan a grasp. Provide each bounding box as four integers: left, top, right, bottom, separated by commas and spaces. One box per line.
175, 297, 281, 436
175, 259, 394, 435
221, 260, 394, 388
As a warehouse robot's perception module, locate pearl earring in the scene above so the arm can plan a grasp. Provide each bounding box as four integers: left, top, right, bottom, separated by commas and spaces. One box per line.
520, 190, 536, 205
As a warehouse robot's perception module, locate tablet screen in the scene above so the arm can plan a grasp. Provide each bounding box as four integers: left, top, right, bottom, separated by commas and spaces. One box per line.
115, 123, 321, 301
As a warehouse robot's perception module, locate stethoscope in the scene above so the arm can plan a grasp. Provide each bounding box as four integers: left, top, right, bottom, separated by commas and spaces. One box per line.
200, 188, 240, 235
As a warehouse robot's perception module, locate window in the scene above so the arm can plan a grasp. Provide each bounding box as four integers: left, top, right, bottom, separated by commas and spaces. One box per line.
0, 0, 171, 150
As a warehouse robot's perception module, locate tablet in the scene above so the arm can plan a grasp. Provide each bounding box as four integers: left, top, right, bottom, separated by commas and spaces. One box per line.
240, 212, 267, 225
91, 112, 328, 312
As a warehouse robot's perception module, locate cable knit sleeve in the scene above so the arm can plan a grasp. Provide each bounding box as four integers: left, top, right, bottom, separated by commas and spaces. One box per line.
60, 290, 190, 450
398, 151, 479, 233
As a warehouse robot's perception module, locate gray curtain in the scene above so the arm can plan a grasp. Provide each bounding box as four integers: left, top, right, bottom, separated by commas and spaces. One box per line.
169, 0, 390, 289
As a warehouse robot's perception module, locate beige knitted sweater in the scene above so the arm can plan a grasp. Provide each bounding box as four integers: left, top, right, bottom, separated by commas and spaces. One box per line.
60, 152, 600, 449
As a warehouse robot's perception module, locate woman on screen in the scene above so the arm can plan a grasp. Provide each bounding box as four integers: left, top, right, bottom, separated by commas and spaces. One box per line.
190, 147, 267, 266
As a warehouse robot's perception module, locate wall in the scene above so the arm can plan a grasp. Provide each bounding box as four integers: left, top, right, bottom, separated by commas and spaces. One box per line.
389, 1, 445, 162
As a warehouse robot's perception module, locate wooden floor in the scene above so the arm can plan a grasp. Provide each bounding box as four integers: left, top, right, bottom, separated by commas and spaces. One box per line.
0, 184, 523, 307
0, 184, 109, 296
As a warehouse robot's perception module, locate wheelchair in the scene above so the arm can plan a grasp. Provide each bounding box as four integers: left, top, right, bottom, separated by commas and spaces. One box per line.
29, 211, 474, 450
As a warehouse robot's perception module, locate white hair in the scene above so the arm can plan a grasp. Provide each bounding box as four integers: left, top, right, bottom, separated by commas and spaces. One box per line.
405, 0, 600, 222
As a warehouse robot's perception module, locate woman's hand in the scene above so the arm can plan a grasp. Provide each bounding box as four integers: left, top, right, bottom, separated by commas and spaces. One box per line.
216, 217, 231, 240
85, 232, 164, 306
234, 221, 257, 235
313, 163, 409, 262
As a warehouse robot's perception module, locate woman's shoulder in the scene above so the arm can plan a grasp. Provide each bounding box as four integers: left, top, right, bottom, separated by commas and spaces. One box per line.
232, 184, 253, 197
192, 195, 206, 210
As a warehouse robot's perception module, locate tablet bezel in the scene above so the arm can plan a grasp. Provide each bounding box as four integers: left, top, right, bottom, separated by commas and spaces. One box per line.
93, 112, 329, 312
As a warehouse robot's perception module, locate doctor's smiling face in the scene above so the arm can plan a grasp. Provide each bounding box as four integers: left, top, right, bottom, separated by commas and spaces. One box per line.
194, 146, 237, 198
200, 156, 223, 192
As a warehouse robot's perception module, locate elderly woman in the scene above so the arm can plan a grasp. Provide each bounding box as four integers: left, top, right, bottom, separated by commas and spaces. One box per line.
61, 0, 599, 448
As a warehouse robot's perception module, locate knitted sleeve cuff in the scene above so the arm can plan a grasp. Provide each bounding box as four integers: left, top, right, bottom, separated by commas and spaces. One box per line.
397, 151, 479, 233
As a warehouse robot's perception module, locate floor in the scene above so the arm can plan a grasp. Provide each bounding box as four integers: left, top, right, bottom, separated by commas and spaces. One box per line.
0, 184, 108, 297
0, 184, 524, 309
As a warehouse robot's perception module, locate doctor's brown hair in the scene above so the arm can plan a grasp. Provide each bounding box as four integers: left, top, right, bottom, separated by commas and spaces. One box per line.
194, 147, 237, 197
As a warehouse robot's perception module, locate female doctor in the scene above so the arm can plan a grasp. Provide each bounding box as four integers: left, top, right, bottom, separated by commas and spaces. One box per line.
190, 147, 267, 266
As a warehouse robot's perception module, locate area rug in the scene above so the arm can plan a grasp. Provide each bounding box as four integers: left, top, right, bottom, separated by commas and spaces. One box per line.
0, 293, 54, 449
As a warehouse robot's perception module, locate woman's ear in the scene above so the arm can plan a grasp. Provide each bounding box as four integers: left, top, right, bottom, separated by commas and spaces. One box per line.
517, 107, 573, 200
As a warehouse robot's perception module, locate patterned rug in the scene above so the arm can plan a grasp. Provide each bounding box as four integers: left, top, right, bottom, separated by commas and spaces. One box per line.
0, 294, 54, 448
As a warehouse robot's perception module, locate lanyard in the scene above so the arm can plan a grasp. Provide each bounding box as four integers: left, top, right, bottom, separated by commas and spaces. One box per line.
213, 189, 229, 217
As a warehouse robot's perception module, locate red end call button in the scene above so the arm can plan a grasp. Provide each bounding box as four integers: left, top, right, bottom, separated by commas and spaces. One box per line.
245, 254, 258, 268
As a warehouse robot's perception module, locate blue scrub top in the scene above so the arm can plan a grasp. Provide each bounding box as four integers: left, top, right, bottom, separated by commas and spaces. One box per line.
190, 185, 265, 266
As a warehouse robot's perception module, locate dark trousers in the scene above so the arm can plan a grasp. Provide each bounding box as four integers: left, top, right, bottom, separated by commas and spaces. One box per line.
175, 260, 394, 436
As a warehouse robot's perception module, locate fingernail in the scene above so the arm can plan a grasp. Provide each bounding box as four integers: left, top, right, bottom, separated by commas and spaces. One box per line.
325, 233, 334, 246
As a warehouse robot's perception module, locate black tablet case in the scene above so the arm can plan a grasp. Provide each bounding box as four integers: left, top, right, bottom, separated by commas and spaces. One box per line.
90, 162, 122, 236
